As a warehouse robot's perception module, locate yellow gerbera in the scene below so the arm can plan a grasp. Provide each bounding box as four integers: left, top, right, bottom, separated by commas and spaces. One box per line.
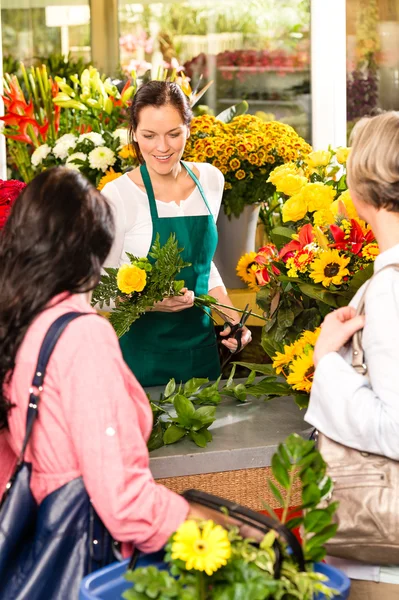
309, 249, 350, 287
117, 264, 147, 294
236, 252, 259, 290
171, 520, 231, 576
286, 352, 315, 393
97, 168, 123, 191
362, 243, 379, 261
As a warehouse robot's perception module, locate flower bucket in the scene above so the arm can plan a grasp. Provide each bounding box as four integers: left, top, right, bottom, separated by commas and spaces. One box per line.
79, 555, 350, 600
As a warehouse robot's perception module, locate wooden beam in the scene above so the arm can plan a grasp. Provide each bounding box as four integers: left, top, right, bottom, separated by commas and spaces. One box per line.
90, 0, 119, 76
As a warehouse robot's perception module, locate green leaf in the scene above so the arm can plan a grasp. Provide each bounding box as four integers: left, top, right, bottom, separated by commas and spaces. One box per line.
296, 282, 341, 308
271, 454, 290, 489
268, 480, 284, 506
224, 364, 237, 389
246, 379, 291, 398
233, 383, 247, 402
147, 421, 165, 452
271, 226, 296, 240
164, 378, 176, 399
285, 516, 303, 530
305, 524, 338, 551
347, 262, 373, 296
163, 425, 186, 445
194, 405, 216, 425
277, 307, 295, 328
189, 429, 211, 447
216, 100, 248, 123
183, 378, 209, 396
294, 394, 310, 409
173, 395, 195, 425
233, 362, 276, 376
302, 482, 321, 508
246, 370, 257, 386
303, 509, 332, 533
194, 386, 221, 405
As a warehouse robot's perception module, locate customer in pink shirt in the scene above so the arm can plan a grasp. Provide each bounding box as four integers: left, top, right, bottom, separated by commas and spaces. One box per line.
0, 167, 219, 559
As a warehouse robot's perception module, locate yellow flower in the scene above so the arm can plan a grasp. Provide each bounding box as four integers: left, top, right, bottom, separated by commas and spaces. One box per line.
224, 182, 232, 190
117, 264, 147, 294
331, 189, 358, 220
118, 144, 136, 160
171, 520, 231, 576
309, 250, 350, 287
236, 252, 259, 290
313, 208, 335, 227
235, 169, 246, 180
286, 352, 315, 393
302, 183, 336, 212
335, 147, 351, 164
229, 158, 240, 170
97, 168, 123, 191
268, 162, 298, 187
282, 193, 308, 223
286, 257, 299, 277
306, 150, 332, 168
272, 343, 298, 374
275, 173, 308, 197
300, 327, 321, 346
362, 243, 379, 261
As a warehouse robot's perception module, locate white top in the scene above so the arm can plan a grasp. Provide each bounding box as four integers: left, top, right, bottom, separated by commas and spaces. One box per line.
305, 243, 399, 583
102, 162, 225, 291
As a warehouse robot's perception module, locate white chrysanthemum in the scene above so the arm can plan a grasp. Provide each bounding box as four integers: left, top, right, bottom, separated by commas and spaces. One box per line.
31, 144, 52, 167
65, 152, 87, 171
78, 132, 104, 146
53, 134, 77, 159
88, 147, 116, 172
112, 128, 129, 148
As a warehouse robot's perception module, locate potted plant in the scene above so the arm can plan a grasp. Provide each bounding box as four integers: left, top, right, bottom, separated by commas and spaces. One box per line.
79, 434, 350, 599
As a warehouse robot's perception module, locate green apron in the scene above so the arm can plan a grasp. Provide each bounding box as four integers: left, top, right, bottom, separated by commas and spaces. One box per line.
120, 162, 221, 387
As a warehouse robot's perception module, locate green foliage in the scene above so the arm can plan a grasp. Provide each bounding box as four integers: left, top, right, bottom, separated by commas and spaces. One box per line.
92, 234, 190, 337
216, 101, 249, 124
125, 434, 338, 600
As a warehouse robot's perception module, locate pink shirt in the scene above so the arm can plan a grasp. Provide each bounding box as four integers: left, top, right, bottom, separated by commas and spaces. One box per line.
0, 293, 188, 553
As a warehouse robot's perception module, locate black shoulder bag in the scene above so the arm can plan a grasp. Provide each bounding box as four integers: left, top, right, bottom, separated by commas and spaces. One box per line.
0, 312, 114, 600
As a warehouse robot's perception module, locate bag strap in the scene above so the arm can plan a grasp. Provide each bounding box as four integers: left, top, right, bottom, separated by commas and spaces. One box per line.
17, 311, 89, 466
352, 263, 399, 374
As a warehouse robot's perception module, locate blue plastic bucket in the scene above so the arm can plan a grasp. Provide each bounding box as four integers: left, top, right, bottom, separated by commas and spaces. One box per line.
79, 555, 350, 600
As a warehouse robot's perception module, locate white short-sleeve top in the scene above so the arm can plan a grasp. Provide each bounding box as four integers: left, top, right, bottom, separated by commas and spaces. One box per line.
102, 162, 225, 291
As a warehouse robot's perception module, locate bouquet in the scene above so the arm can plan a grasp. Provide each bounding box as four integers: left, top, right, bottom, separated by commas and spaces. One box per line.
183, 113, 311, 218
124, 434, 340, 600
0, 179, 26, 229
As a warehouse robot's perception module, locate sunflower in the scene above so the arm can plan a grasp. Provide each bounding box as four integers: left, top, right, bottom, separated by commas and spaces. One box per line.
272, 343, 298, 374
236, 252, 259, 290
171, 520, 231, 576
309, 249, 350, 287
97, 168, 123, 191
286, 352, 315, 393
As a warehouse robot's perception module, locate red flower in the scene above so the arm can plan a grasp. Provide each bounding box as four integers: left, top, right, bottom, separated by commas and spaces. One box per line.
279, 224, 314, 261
0, 179, 26, 229
256, 267, 271, 286
329, 219, 375, 255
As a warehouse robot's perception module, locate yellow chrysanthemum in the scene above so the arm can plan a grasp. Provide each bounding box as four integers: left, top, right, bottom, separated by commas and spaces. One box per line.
235, 169, 246, 180
171, 520, 231, 576
309, 249, 350, 287
236, 252, 259, 290
117, 264, 147, 294
306, 150, 332, 168
229, 158, 240, 170
335, 147, 351, 164
97, 168, 123, 191
362, 243, 379, 261
286, 352, 315, 393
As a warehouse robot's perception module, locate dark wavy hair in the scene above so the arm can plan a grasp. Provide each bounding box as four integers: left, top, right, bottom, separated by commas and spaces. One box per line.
129, 80, 193, 163
0, 167, 114, 429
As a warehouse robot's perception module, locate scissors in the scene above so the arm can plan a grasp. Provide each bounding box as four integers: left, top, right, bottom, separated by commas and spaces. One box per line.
213, 303, 252, 369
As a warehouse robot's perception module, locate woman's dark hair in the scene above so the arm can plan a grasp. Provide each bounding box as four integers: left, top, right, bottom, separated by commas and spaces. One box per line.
129, 81, 193, 163
0, 167, 114, 429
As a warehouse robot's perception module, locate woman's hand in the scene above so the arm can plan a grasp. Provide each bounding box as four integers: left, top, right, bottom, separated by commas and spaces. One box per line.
220, 323, 252, 353
152, 288, 194, 313
313, 306, 365, 367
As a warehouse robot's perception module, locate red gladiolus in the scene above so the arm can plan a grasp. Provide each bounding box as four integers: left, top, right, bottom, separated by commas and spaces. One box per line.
0, 179, 27, 229
279, 223, 314, 261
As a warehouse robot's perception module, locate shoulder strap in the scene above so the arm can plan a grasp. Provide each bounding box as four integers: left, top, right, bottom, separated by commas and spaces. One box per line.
352, 263, 399, 374
181, 162, 213, 215
17, 311, 89, 465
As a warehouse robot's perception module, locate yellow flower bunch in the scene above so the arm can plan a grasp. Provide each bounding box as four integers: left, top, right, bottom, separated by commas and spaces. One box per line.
98, 168, 123, 191
183, 114, 311, 217
272, 328, 321, 394
171, 520, 231, 576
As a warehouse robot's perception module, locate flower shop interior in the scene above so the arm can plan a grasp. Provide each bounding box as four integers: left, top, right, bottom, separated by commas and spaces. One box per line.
1, 1, 399, 599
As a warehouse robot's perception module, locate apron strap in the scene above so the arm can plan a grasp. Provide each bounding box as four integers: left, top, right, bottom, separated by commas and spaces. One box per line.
140, 162, 213, 219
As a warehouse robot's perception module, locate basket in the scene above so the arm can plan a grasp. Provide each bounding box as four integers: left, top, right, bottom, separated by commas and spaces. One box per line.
79, 556, 350, 600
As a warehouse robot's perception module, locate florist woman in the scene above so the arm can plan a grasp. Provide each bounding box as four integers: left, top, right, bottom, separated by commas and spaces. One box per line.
102, 81, 251, 387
